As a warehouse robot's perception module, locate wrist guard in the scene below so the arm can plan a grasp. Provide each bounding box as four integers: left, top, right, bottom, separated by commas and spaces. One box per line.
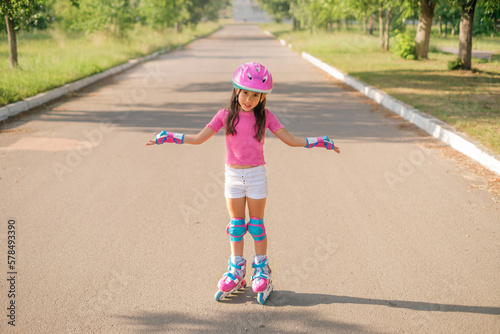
305, 136, 334, 150
156, 131, 184, 145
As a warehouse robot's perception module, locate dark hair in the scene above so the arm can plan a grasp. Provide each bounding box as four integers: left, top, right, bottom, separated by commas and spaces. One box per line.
225, 89, 267, 142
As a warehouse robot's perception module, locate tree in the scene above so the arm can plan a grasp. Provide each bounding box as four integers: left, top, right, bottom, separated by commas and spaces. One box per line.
66, 0, 137, 36
1, 0, 78, 68
348, 0, 378, 34
1, 0, 29, 68
450, 0, 500, 69
435, 4, 461, 37
383, 5, 394, 50
138, 0, 182, 30
458, 0, 477, 69
377, 0, 413, 51
414, 0, 437, 59
257, 0, 292, 23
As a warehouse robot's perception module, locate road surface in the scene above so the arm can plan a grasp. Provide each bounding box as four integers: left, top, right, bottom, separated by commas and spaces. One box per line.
439, 46, 495, 60
1, 25, 499, 333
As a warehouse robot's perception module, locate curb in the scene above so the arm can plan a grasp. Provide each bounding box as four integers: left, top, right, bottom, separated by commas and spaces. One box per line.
290, 44, 500, 177
0, 49, 172, 123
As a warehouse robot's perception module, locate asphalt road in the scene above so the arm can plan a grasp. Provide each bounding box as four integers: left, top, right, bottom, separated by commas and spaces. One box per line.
439, 46, 495, 60
1, 25, 499, 334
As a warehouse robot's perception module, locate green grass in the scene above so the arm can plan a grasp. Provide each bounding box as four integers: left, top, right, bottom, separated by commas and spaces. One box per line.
262, 23, 500, 155
0, 22, 221, 107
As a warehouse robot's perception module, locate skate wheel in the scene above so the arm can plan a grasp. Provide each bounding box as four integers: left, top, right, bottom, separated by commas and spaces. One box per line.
257, 293, 265, 305
241, 279, 247, 289
214, 290, 224, 302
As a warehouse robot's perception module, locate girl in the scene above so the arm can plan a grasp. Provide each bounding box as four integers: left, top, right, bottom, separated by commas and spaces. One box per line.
146, 62, 340, 304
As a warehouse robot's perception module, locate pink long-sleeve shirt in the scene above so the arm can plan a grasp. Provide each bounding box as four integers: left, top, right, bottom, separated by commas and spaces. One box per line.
207, 109, 284, 166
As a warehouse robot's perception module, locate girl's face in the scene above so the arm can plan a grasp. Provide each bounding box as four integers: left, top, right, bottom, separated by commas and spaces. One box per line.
238, 90, 264, 111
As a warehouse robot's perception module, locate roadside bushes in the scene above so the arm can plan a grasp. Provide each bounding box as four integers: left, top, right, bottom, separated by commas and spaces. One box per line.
392, 29, 417, 60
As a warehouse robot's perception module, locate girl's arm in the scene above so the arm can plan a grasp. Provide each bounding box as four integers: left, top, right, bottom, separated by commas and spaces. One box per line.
273, 128, 340, 154
183, 126, 217, 145
146, 126, 216, 146
273, 128, 307, 147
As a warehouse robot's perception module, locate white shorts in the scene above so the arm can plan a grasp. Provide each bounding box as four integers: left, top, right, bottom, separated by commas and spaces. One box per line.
225, 165, 268, 199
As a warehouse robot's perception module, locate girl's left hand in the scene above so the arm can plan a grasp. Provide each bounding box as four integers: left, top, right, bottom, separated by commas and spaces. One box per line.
145, 133, 160, 146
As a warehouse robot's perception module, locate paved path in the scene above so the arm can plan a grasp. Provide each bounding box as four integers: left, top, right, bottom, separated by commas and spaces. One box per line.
1, 25, 499, 334
439, 46, 496, 60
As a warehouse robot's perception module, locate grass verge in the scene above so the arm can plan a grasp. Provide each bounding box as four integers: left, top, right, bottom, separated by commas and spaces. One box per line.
0, 22, 221, 107
262, 23, 500, 155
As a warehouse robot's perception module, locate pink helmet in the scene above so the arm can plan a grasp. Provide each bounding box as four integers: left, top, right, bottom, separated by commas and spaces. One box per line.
232, 62, 273, 94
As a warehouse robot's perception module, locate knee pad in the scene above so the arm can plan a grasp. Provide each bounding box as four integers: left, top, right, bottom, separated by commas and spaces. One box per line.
227, 218, 246, 242
247, 217, 266, 242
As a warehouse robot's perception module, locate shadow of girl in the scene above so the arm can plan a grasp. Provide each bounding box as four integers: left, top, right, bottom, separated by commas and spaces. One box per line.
266, 290, 500, 316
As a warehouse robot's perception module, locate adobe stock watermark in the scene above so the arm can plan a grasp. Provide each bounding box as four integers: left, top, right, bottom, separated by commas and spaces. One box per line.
52, 62, 165, 182
65, 270, 132, 332
178, 169, 225, 223
273, 104, 297, 127
52, 121, 114, 182
234, 234, 341, 333
385, 148, 428, 189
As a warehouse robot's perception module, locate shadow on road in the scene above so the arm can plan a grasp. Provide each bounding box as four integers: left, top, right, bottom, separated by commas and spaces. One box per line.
115, 309, 381, 333
3, 78, 425, 144
113, 289, 499, 333
266, 290, 500, 315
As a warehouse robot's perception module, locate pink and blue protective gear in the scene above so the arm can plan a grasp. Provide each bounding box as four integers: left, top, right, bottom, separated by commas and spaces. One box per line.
247, 217, 266, 242
227, 218, 247, 242
305, 136, 335, 150
155, 131, 184, 145
252, 256, 271, 293
232, 62, 273, 94
217, 257, 247, 292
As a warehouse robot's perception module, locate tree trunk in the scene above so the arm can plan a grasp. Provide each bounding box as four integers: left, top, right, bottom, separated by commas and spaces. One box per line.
5, 15, 18, 68
379, 8, 384, 50
174, 21, 183, 33
383, 8, 393, 51
458, 0, 477, 70
414, 0, 436, 59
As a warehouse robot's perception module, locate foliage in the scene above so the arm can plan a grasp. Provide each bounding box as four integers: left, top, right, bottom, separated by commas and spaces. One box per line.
392, 29, 417, 59
257, 0, 500, 37
256, 0, 292, 23
447, 57, 466, 69
2, 0, 227, 36
473, 2, 500, 36
137, 0, 181, 29
437, 1, 500, 37
0, 0, 50, 32
69, 0, 137, 36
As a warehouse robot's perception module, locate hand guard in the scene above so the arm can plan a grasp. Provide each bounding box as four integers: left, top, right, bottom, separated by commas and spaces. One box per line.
155, 131, 184, 145
305, 136, 334, 150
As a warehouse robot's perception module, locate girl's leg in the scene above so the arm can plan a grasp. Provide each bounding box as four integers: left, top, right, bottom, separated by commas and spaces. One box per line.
247, 197, 272, 296
226, 197, 247, 257
247, 197, 267, 255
